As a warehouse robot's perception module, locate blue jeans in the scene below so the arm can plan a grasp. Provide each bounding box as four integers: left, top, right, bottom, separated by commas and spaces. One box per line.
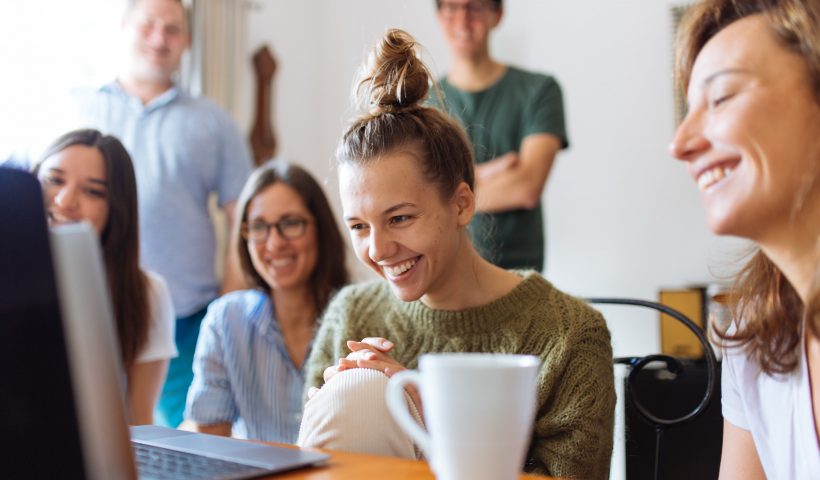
154, 304, 209, 427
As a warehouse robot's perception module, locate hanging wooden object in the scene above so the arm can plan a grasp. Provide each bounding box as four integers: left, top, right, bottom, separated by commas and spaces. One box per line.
250, 45, 277, 166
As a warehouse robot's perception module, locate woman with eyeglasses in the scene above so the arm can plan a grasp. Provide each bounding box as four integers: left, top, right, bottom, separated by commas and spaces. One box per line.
430, 0, 568, 272
183, 160, 349, 443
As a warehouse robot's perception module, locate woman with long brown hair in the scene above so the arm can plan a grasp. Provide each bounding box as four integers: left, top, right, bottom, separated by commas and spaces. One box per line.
34, 128, 177, 425
671, 1, 820, 477
183, 160, 349, 443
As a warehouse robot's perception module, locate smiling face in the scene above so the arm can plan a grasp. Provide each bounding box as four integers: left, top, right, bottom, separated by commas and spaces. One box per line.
245, 182, 318, 294
38, 144, 110, 235
340, 150, 473, 305
670, 15, 820, 242
436, 0, 501, 60
123, 0, 189, 83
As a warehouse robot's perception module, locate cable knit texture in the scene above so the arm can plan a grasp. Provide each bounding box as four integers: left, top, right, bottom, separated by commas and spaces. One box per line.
304, 271, 615, 479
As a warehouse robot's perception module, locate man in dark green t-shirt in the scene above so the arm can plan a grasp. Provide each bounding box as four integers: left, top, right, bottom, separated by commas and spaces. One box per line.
432, 0, 569, 271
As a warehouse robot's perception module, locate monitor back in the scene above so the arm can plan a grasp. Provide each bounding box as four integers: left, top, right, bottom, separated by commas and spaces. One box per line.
0, 167, 137, 479
0, 167, 86, 478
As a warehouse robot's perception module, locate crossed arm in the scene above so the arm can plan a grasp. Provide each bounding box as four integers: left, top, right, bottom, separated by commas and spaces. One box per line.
474, 133, 562, 213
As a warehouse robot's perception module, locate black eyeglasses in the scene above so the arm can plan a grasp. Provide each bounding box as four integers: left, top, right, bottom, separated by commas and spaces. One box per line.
438, 0, 496, 18
241, 216, 311, 243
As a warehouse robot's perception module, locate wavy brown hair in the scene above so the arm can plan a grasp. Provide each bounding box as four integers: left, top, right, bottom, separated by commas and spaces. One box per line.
338, 28, 475, 203
675, 0, 820, 374
34, 129, 149, 370
234, 160, 349, 315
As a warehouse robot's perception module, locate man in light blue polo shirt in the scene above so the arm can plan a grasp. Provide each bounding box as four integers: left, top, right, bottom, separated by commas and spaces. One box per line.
74, 0, 253, 427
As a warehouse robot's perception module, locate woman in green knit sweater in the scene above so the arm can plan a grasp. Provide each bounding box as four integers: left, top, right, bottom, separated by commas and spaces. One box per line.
297, 29, 615, 479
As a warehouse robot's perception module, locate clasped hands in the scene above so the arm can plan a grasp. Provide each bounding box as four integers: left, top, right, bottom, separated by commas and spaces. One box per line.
307, 337, 422, 412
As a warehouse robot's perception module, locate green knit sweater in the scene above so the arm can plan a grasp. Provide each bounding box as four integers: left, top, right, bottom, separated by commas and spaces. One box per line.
305, 271, 615, 479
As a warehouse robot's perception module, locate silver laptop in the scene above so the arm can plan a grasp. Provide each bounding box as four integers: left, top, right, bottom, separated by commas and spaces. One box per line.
53, 223, 330, 480
0, 168, 328, 480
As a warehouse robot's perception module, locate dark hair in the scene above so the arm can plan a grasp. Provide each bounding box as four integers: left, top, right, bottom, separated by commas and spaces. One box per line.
675, 0, 820, 375
34, 129, 149, 370
435, 0, 502, 9
337, 28, 475, 201
234, 160, 349, 314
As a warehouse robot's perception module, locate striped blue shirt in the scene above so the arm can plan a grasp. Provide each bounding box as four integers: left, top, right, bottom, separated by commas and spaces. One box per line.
185, 290, 306, 443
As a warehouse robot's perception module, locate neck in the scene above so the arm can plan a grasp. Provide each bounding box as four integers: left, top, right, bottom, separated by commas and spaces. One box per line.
421, 234, 520, 311
271, 286, 316, 329
447, 54, 506, 92
117, 74, 174, 105
758, 201, 820, 303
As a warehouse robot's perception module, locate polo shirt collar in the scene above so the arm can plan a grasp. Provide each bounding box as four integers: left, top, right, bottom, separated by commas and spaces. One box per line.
101, 80, 182, 112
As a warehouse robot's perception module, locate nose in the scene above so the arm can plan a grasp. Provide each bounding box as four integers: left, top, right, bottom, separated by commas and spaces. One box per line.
53, 185, 78, 209
368, 228, 396, 264
264, 226, 288, 250
669, 110, 710, 162
145, 24, 167, 46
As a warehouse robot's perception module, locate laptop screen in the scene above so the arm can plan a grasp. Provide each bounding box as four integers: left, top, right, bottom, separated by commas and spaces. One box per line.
0, 168, 87, 478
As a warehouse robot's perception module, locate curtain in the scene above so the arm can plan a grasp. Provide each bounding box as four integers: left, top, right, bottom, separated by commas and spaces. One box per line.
182, 0, 247, 120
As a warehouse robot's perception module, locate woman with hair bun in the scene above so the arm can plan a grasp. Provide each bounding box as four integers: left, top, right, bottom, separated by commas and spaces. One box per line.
671, 0, 820, 478
297, 29, 615, 479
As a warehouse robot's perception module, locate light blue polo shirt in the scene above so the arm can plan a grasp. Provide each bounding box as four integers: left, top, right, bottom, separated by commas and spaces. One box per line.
74, 82, 253, 316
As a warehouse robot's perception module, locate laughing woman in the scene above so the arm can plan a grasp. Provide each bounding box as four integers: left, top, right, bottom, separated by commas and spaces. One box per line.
184, 161, 349, 443
34, 129, 177, 425
671, 1, 820, 477
297, 29, 615, 479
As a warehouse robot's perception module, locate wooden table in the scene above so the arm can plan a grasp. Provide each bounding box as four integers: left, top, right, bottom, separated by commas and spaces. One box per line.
263, 446, 553, 479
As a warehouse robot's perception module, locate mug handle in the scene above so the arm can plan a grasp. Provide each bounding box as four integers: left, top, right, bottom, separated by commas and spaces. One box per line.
386, 370, 430, 455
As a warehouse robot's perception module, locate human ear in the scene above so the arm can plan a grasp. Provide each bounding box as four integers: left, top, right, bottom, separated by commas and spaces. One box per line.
490, 6, 503, 28
452, 182, 475, 227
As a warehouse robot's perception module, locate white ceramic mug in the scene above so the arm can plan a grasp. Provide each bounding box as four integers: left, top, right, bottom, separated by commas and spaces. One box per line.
386, 353, 540, 480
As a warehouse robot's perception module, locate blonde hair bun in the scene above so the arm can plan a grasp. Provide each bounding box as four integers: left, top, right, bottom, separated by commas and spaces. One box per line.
357, 28, 432, 115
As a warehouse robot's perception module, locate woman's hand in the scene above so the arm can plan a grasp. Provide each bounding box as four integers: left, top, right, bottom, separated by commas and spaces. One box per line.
340, 337, 406, 376
308, 337, 415, 403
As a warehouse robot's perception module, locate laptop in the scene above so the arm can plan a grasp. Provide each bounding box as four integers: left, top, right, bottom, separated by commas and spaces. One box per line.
0, 167, 329, 479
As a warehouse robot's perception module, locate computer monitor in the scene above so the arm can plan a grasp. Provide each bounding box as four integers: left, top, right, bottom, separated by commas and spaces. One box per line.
0, 167, 136, 479
1, 168, 329, 479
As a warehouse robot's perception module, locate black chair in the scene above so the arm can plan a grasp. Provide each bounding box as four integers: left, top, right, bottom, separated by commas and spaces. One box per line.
585, 298, 719, 480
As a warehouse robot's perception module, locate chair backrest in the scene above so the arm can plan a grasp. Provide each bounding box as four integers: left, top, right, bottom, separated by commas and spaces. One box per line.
586, 297, 719, 480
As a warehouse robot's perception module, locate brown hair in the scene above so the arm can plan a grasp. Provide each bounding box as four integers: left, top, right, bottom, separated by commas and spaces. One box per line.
337, 28, 475, 201
34, 129, 149, 370
435, 0, 502, 8
675, 0, 820, 374
234, 160, 349, 315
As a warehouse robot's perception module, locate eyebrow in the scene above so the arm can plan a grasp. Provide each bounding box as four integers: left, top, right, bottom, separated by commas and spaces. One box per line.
343, 202, 417, 222
44, 167, 107, 187
700, 68, 751, 87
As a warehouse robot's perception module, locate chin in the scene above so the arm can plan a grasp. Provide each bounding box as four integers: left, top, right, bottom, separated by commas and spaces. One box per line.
388, 283, 423, 303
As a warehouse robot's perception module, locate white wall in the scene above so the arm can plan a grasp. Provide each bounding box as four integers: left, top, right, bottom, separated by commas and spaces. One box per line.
239, 0, 748, 358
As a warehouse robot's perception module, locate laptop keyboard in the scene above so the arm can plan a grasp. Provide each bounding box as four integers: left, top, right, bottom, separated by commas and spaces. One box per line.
133, 442, 270, 480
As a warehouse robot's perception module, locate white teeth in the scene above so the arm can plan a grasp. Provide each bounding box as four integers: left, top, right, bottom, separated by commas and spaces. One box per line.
49, 211, 76, 224
697, 165, 733, 191
271, 257, 295, 268
383, 258, 418, 277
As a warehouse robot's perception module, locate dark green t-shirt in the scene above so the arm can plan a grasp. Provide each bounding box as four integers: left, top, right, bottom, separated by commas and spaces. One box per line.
435, 66, 568, 270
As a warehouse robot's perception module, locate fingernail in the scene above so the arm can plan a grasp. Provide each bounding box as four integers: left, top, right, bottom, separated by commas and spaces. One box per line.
382, 340, 393, 348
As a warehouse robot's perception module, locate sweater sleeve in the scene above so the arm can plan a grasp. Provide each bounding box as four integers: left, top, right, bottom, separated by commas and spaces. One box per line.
529, 309, 615, 480
303, 286, 360, 396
